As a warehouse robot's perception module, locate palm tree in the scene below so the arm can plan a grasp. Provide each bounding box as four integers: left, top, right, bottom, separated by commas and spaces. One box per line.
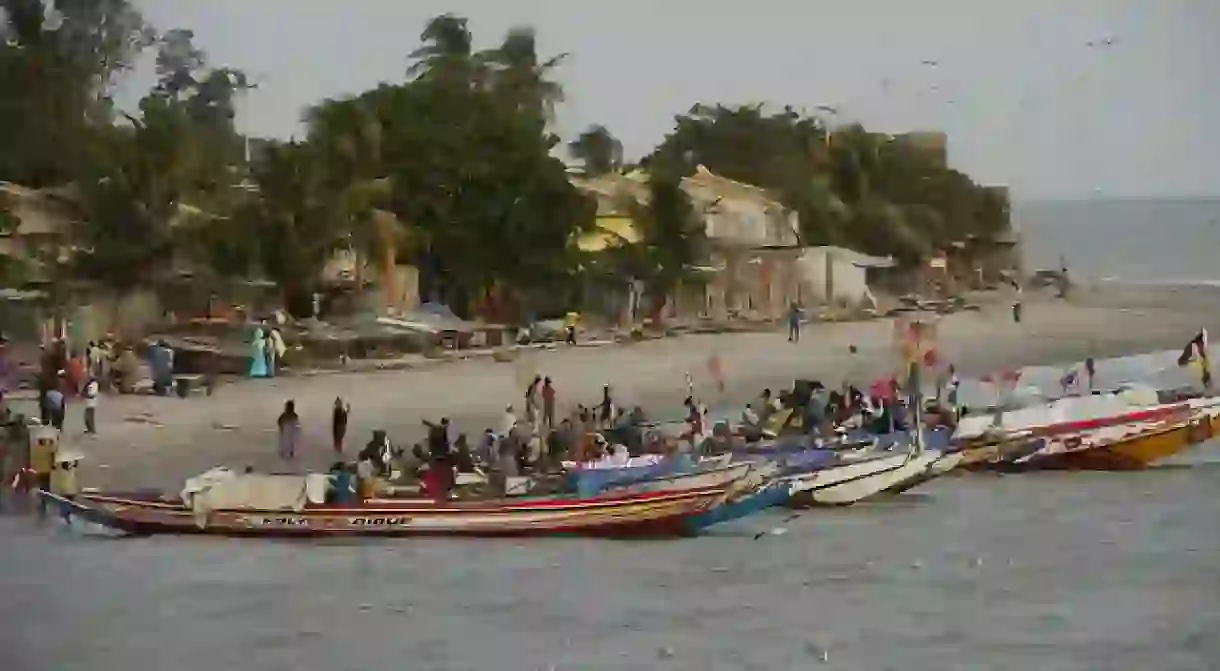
486, 26, 567, 119
569, 125, 623, 176
305, 95, 417, 312
406, 14, 480, 86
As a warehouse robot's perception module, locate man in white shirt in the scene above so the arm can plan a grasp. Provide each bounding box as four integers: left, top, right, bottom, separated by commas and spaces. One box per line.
83, 377, 100, 434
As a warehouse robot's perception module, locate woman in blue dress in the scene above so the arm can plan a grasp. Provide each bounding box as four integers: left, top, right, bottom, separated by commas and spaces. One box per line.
249, 329, 269, 378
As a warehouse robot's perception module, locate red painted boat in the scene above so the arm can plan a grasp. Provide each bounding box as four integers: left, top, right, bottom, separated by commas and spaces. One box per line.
37, 483, 733, 539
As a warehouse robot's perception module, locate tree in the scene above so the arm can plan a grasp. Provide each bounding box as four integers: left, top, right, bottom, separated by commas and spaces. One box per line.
0, 0, 154, 186
406, 13, 481, 86
235, 141, 341, 313
486, 26, 567, 120
348, 14, 596, 317
647, 103, 1012, 263
71, 28, 253, 300
569, 125, 623, 176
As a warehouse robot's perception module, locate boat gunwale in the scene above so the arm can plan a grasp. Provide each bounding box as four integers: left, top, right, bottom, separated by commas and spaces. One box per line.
78, 482, 735, 516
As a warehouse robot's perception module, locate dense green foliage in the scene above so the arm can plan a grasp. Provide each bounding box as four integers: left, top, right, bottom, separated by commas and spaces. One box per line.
648, 104, 1011, 263
0, 7, 1009, 318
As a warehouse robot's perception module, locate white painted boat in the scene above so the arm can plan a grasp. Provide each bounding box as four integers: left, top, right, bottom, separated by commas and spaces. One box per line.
953, 386, 1204, 441
788, 449, 942, 506
881, 450, 966, 495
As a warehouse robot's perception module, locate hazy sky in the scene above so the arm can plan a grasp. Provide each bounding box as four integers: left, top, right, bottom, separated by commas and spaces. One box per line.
128, 0, 1218, 199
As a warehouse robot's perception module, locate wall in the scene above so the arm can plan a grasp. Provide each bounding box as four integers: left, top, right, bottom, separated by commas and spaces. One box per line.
795, 248, 877, 307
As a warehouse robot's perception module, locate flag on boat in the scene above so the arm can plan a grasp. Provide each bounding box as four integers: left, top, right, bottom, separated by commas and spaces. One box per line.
895, 317, 938, 368
1177, 329, 1211, 387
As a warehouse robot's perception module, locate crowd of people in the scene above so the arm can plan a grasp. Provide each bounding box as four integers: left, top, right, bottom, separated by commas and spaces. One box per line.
280, 375, 676, 503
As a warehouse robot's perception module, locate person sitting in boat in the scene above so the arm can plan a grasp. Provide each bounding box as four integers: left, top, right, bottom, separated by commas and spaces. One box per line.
682, 396, 705, 449
359, 430, 393, 476
326, 461, 357, 504
424, 418, 452, 459
739, 403, 763, 442
804, 383, 829, 436
452, 434, 476, 473
477, 429, 497, 466
755, 389, 781, 423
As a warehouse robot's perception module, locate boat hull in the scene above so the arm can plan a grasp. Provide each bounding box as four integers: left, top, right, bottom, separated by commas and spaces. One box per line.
684, 480, 794, 532
40, 485, 732, 539
883, 451, 965, 495
1013, 414, 1214, 471
786, 450, 939, 507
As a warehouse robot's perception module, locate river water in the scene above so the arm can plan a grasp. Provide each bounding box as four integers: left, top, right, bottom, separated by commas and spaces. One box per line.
2, 451, 1219, 670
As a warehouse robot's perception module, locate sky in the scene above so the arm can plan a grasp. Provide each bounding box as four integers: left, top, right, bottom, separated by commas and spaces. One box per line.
126, 0, 1219, 200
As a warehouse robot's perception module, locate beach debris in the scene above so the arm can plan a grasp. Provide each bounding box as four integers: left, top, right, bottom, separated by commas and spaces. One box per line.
657, 646, 675, 659
911, 559, 924, 569
752, 526, 788, 540
211, 421, 239, 431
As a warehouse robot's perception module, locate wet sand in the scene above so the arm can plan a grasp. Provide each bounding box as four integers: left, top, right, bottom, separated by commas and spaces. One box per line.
20, 284, 1220, 490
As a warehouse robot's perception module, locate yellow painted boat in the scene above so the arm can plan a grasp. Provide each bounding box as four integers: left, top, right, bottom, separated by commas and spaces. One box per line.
1018, 409, 1219, 471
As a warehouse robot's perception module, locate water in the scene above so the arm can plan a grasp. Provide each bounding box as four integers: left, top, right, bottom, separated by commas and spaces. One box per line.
1017, 198, 1220, 284
3, 460, 1219, 670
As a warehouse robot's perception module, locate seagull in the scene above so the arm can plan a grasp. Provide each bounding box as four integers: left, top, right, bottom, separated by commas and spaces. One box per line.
921, 59, 939, 66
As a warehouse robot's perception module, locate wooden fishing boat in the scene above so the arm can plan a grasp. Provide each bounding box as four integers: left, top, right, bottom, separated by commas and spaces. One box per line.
625, 462, 754, 495
1007, 409, 1220, 471
883, 450, 966, 495
953, 390, 1218, 444
785, 448, 939, 507
957, 435, 1043, 471
37, 483, 734, 539
684, 478, 795, 533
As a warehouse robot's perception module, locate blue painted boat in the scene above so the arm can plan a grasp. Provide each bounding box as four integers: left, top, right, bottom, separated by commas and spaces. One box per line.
684, 479, 795, 532
564, 454, 698, 497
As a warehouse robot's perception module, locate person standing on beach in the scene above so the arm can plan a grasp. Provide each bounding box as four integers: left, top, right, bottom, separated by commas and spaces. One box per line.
276, 400, 300, 460
598, 385, 616, 430
1011, 281, 1023, 323
44, 382, 65, 431
788, 302, 803, 343
332, 397, 350, 453
82, 376, 99, 434
542, 377, 556, 430
524, 375, 542, 434
249, 330, 269, 378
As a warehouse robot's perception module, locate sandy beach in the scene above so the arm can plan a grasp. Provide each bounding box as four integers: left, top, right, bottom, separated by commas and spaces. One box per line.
28, 283, 1220, 490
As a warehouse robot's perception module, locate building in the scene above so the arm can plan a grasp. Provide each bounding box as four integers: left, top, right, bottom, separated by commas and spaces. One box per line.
0, 181, 77, 273
570, 166, 805, 323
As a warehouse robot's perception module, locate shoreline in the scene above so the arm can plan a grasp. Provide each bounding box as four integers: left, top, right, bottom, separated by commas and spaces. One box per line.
18, 284, 1220, 490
